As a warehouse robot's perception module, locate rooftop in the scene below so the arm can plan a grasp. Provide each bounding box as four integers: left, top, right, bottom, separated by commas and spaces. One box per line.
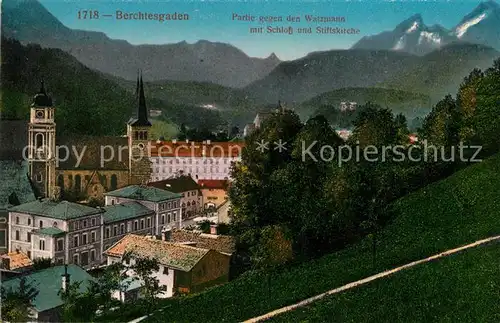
2, 265, 95, 312
33, 227, 66, 237
150, 141, 244, 158
171, 229, 236, 255
198, 179, 229, 190
105, 185, 181, 203
8, 199, 103, 220
102, 201, 155, 224
105, 234, 210, 272
147, 175, 200, 193
1, 251, 33, 271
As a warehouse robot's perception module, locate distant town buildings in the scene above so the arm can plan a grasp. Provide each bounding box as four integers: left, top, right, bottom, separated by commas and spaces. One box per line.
339, 101, 357, 111
149, 109, 162, 117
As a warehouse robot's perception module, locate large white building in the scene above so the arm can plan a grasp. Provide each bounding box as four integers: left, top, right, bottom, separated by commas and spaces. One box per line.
149, 140, 244, 182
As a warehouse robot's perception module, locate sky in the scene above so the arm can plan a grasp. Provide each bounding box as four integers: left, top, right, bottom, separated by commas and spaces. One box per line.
38, 0, 489, 60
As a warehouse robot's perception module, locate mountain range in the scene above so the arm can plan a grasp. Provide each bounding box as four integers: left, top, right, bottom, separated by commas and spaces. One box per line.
1, 0, 280, 88
353, 0, 500, 55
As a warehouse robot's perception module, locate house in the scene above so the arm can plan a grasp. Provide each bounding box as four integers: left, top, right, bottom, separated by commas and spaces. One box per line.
198, 179, 229, 209
1, 251, 34, 271
104, 234, 230, 297
148, 175, 203, 219
1, 264, 95, 322
0, 160, 37, 255
8, 198, 105, 268
149, 140, 244, 181
104, 185, 182, 232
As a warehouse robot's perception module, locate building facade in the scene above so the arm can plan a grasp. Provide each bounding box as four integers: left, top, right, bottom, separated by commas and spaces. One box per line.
149, 141, 244, 182
147, 175, 203, 219
104, 185, 183, 233
8, 199, 104, 268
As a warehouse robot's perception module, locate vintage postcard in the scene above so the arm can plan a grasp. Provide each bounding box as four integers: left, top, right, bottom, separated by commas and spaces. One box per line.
1, 0, 499, 322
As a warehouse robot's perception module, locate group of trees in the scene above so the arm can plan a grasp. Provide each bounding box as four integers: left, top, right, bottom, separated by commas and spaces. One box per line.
229, 57, 500, 272
177, 124, 240, 142
0, 254, 165, 322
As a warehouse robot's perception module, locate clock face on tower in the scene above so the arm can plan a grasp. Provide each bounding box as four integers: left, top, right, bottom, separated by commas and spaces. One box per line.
35, 110, 44, 119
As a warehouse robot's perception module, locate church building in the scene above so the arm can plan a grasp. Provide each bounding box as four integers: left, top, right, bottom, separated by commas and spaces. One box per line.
27, 73, 153, 205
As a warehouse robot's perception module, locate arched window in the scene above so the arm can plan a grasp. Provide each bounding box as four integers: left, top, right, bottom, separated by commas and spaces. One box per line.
110, 174, 118, 191
35, 133, 44, 148
144, 132, 148, 140
134, 131, 139, 140
187, 201, 191, 206
101, 175, 107, 186
139, 132, 144, 140
75, 175, 81, 194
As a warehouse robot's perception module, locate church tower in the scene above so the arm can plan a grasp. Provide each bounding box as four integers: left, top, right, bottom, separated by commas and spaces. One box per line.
127, 71, 152, 185
28, 81, 58, 199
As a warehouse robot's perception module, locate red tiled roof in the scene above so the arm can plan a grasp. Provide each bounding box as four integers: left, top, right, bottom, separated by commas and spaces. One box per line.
1, 252, 33, 270
197, 179, 229, 189
150, 141, 244, 158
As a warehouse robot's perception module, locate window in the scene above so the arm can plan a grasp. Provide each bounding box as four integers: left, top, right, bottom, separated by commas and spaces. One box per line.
27, 232, 31, 242
167, 202, 171, 209
74, 221, 79, 230
83, 220, 87, 228
28, 218, 31, 225
15, 216, 19, 224
167, 213, 171, 223
147, 217, 151, 228
105, 227, 110, 238
53, 221, 58, 228
91, 250, 96, 261
39, 220, 43, 228
111, 199, 115, 205
124, 257, 130, 265
161, 215, 165, 224
110, 174, 118, 191
39, 239, 45, 250
57, 238, 64, 251
73, 235, 79, 247
134, 221, 138, 231
140, 220, 144, 230
173, 212, 177, 222
162, 266, 169, 275
113, 226, 118, 236
15, 230, 20, 240
91, 231, 96, 243
73, 254, 79, 265
127, 222, 132, 232
120, 224, 125, 234
91, 218, 96, 226
75, 175, 81, 194
82, 233, 87, 245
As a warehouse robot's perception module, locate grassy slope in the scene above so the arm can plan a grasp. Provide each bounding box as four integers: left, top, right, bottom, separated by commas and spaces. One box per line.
130, 154, 500, 323
272, 241, 500, 322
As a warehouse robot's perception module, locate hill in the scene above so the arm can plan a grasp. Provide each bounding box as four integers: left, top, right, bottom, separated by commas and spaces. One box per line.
244, 49, 417, 104
102, 152, 500, 322
111, 77, 259, 127
379, 43, 500, 102
297, 87, 431, 123
1, 0, 280, 87
244, 43, 499, 105
272, 241, 500, 322
0, 37, 225, 136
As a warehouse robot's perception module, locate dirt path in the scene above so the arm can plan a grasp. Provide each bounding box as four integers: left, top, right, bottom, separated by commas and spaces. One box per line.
242, 235, 500, 322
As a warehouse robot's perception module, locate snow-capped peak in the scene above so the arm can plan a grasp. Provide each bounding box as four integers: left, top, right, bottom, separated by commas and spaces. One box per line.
455, 12, 487, 38
406, 21, 420, 33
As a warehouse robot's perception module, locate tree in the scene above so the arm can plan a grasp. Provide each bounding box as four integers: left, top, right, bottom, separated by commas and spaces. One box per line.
421, 94, 460, 147
59, 280, 99, 322
131, 257, 167, 313
457, 68, 484, 143
32, 257, 52, 270
349, 103, 397, 147
394, 113, 410, 144
1, 276, 39, 322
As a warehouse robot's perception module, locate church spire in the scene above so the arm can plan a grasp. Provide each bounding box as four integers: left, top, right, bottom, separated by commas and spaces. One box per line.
135, 69, 140, 102
40, 79, 46, 94
136, 71, 151, 126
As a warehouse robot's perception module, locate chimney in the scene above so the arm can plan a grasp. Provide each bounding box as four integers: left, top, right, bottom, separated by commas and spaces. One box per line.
61, 264, 70, 292
161, 226, 172, 241
210, 224, 218, 235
